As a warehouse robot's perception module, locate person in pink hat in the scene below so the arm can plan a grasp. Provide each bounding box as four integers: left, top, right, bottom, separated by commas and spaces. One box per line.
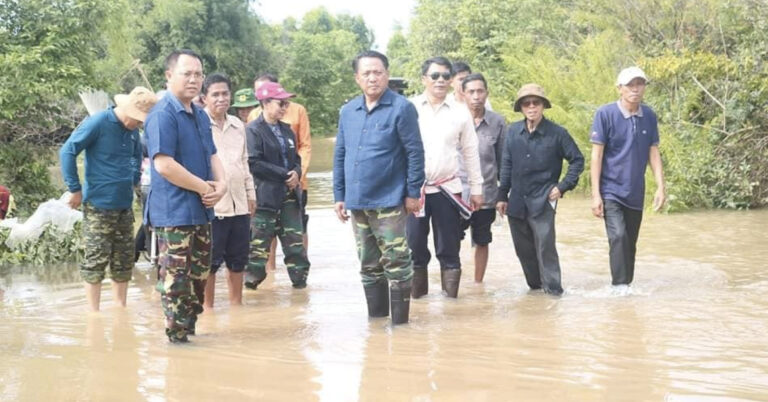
243, 81, 310, 290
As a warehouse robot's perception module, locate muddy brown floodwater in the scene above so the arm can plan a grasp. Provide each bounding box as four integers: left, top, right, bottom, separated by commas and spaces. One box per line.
1, 138, 767, 401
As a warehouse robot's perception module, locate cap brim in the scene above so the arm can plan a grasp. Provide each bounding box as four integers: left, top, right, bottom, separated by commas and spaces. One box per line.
272, 93, 296, 100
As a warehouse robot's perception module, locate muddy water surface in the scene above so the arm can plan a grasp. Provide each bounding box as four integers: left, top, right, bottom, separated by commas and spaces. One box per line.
1, 138, 767, 401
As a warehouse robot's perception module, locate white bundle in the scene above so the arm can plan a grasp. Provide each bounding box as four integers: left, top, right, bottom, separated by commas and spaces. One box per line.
2, 192, 83, 249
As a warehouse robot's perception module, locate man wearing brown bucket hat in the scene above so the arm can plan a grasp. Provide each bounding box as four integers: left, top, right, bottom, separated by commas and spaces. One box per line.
60, 86, 158, 312
496, 84, 584, 296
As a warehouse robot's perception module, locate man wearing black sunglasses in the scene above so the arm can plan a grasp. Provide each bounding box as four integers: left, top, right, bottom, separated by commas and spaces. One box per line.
408, 56, 484, 300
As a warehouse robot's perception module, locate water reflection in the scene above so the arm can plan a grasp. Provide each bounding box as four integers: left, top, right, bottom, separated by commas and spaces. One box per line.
1, 138, 768, 400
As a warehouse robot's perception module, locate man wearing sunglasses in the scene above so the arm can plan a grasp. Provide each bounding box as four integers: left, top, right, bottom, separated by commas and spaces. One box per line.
496, 84, 584, 296
408, 56, 484, 299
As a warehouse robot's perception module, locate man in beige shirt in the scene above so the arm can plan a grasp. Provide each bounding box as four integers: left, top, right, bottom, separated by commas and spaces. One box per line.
201, 73, 256, 308
408, 56, 483, 299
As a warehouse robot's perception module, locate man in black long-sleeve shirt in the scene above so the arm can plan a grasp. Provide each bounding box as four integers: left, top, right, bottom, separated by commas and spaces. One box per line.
496, 84, 584, 295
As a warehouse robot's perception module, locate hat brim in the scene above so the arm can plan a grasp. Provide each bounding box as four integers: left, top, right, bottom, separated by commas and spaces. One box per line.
232, 101, 258, 108
114, 94, 149, 122
514, 95, 552, 112
617, 76, 649, 86
266, 93, 296, 101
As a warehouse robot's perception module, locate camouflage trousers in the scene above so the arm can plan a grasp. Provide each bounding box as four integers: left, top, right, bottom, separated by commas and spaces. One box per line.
80, 203, 134, 284
247, 194, 310, 287
155, 224, 211, 340
350, 206, 413, 286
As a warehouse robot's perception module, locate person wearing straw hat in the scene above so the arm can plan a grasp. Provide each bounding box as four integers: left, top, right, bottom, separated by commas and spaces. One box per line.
496, 84, 584, 296
60, 86, 158, 312
244, 81, 310, 290
231, 87, 258, 123
589, 67, 665, 288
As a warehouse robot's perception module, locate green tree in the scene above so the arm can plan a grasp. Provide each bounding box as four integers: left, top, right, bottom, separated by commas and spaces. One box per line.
267, 8, 375, 135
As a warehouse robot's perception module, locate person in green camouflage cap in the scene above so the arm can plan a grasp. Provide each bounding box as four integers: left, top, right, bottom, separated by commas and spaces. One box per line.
232, 88, 258, 123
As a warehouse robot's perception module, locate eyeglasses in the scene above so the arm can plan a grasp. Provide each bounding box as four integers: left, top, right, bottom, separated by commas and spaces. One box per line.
179, 71, 204, 80
270, 99, 290, 108
521, 99, 542, 108
428, 72, 452, 81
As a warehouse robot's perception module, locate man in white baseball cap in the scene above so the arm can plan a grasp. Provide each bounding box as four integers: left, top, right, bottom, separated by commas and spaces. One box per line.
589, 66, 666, 289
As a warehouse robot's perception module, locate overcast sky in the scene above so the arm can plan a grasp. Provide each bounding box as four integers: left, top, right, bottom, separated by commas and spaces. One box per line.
253, 0, 416, 51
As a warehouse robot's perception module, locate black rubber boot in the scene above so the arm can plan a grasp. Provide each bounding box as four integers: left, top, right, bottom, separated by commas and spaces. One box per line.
363, 279, 389, 317
411, 267, 428, 299
288, 268, 308, 289
390, 279, 411, 325
441, 268, 461, 298
244, 267, 267, 290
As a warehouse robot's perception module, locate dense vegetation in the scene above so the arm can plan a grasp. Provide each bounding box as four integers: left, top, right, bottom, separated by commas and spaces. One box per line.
389, 0, 768, 211
1, 0, 766, 232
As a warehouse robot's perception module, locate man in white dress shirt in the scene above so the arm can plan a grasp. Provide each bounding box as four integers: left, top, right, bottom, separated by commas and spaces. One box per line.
408, 56, 483, 299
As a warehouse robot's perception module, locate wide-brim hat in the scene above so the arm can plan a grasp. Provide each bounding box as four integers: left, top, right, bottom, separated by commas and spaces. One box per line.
114, 86, 158, 122
255, 81, 295, 101
513, 83, 552, 112
232, 88, 258, 108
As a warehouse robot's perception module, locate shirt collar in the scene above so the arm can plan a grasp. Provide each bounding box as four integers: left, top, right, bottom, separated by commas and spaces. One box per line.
354, 89, 395, 111
475, 110, 491, 128
205, 110, 243, 132
616, 100, 644, 118
415, 93, 451, 109
106, 106, 120, 124
165, 92, 199, 115
515, 117, 550, 136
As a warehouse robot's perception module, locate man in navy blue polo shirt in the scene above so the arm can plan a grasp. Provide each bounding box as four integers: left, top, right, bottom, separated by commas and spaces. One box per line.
145, 49, 228, 343
590, 66, 666, 288
333, 50, 425, 325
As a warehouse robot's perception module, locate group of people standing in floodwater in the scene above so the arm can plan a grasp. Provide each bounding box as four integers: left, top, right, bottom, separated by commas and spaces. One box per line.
59, 48, 665, 343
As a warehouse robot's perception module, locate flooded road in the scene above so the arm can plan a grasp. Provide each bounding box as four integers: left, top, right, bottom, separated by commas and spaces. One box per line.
1, 138, 767, 401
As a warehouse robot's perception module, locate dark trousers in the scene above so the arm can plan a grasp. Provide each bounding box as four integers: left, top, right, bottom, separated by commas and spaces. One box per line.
603, 200, 643, 285
406, 193, 461, 271
508, 206, 562, 295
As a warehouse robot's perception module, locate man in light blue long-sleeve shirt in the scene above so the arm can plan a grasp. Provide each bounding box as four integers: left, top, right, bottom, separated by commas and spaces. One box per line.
333, 50, 425, 325
59, 86, 157, 312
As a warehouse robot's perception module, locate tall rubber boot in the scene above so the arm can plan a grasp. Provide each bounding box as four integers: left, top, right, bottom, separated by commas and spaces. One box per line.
363, 279, 389, 317
390, 279, 411, 325
441, 268, 461, 298
411, 267, 428, 299
244, 266, 267, 290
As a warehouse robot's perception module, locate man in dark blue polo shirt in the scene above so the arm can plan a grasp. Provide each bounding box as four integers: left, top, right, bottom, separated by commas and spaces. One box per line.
590, 67, 666, 288
497, 84, 584, 296
333, 50, 425, 325
144, 49, 228, 343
